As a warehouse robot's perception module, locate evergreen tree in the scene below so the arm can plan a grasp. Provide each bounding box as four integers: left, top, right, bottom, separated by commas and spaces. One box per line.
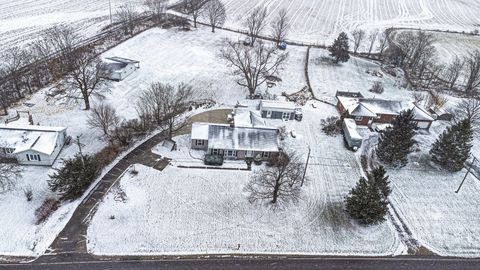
345, 166, 391, 225
376, 109, 417, 167
430, 118, 473, 172
329, 32, 350, 63
49, 154, 101, 200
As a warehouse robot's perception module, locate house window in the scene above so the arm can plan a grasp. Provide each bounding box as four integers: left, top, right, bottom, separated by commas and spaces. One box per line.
262, 152, 270, 158
225, 150, 237, 157
212, 149, 218, 155
195, 140, 205, 146
2, 148, 15, 155
27, 154, 41, 161
354, 116, 363, 121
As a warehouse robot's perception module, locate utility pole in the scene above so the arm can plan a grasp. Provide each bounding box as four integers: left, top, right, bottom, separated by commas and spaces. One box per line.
75, 135, 86, 166
301, 146, 311, 186
109, 0, 113, 24
455, 155, 478, 193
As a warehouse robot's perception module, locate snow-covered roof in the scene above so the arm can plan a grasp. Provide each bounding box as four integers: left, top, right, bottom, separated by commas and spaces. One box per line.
0, 124, 66, 155
105, 56, 140, 64
338, 97, 434, 121
260, 100, 296, 111
192, 122, 280, 152
343, 119, 363, 140
191, 123, 210, 140
349, 104, 377, 117
233, 110, 267, 128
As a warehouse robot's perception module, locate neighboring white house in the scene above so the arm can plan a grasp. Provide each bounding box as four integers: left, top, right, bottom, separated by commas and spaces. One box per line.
191, 122, 281, 160
0, 124, 67, 166
104, 57, 140, 81
259, 100, 300, 121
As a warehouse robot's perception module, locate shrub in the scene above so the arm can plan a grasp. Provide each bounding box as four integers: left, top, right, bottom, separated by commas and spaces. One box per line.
321, 116, 342, 136
24, 187, 33, 202
35, 198, 60, 225
48, 154, 101, 201
369, 81, 384, 94
95, 144, 121, 168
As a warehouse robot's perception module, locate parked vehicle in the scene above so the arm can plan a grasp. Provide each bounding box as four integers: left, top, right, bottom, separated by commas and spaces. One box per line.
204, 154, 224, 166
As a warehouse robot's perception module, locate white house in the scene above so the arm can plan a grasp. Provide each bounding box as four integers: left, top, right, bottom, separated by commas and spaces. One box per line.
0, 124, 67, 166
104, 57, 140, 81
259, 100, 300, 121
191, 122, 281, 160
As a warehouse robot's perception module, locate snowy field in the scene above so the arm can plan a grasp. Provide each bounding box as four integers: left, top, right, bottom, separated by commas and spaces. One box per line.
222, 0, 480, 45
0, 0, 171, 53
2, 0, 479, 54
392, 29, 480, 65
88, 104, 402, 256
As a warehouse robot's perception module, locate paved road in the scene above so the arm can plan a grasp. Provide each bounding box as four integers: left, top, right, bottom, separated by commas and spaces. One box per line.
48, 131, 168, 254
2, 257, 480, 270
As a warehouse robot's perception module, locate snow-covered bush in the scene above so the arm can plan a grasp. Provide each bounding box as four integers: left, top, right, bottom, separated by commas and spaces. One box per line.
321, 116, 342, 136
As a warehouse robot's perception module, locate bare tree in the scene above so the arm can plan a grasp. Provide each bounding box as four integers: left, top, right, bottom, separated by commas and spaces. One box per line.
378, 31, 389, 56
244, 6, 268, 46
0, 164, 22, 193
87, 103, 120, 138
1, 47, 26, 98
464, 50, 480, 95
408, 31, 436, 70
41, 25, 81, 77
144, 0, 168, 23
202, 0, 226, 33
136, 82, 195, 139
271, 8, 290, 46
183, 0, 205, 28
352, 29, 366, 54
245, 152, 305, 205
0, 67, 14, 115
63, 51, 108, 110
220, 39, 288, 98
444, 56, 465, 90
367, 30, 379, 55
456, 98, 480, 134
411, 92, 426, 105
116, 4, 139, 35
425, 64, 444, 89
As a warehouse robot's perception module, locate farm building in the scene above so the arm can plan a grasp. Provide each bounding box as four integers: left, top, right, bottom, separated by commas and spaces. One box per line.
336, 96, 435, 130
0, 124, 67, 166
191, 122, 280, 160
259, 100, 300, 121
342, 119, 363, 151
104, 57, 140, 81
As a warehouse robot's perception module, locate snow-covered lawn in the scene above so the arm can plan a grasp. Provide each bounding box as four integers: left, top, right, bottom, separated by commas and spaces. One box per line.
87, 104, 402, 256
222, 0, 479, 45
308, 48, 410, 102
386, 121, 480, 257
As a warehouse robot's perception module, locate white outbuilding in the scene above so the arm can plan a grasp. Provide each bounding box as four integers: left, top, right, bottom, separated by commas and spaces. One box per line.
104, 57, 140, 81
0, 124, 68, 166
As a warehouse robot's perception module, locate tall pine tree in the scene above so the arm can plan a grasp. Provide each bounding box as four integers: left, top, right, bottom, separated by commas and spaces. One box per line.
377, 109, 417, 167
430, 118, 473, 172
345, 166, 392, 225
329, 32, 350, 63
